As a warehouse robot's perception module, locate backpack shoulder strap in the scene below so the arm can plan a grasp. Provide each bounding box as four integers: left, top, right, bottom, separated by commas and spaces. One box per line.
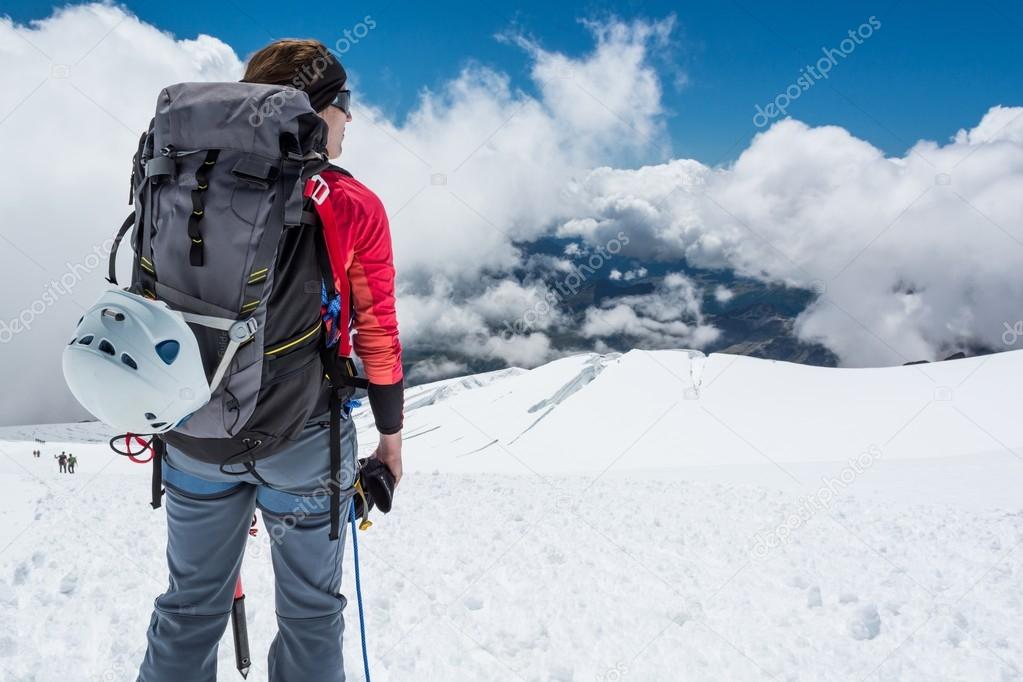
307, 197, 368, 541
325, 163, 353, 178
310, 209, 368, 391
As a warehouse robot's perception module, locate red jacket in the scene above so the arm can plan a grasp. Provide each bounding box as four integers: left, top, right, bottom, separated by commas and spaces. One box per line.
306, 169, 404, 433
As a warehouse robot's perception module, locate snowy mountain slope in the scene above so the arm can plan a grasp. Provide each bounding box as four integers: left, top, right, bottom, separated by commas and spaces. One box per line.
1, 349, 1021, 681
361, 348, 1021, 476
0, 420, 113, 446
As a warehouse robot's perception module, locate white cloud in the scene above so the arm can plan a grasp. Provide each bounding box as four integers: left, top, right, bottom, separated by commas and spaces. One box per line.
405, 357, 469, 384
396, 279, 559, 368
564, 113, 1023, 366
498, 16, 671, 154
714, 285, 734, 303
341, 15, 673, 285
0, 4, 243, 426
470, 279, 564, 332
581, 272, 719, 349
953, 105, 1023, 145
482, 332, 552, 367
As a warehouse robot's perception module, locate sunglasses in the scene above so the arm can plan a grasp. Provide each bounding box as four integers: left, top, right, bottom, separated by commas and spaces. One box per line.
330, 89, 351, 115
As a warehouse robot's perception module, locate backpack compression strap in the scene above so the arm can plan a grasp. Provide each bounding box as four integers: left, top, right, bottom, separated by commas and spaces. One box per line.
179, 312, 258, 394
108, 127, 152, 287
187, 150, 221, 266
106, 211, 137, 285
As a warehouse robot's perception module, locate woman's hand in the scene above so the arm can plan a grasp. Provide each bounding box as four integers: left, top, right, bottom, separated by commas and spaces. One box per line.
374, 431, 403, 486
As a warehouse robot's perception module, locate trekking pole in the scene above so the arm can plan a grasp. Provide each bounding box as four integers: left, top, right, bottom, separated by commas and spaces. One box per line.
231, 575, 251, 679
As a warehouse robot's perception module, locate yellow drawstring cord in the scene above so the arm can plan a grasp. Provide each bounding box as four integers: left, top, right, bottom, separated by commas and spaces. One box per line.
353, 477, 373, 531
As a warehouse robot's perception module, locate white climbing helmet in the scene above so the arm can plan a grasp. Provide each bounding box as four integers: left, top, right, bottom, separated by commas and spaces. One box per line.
62, 288, 212, 434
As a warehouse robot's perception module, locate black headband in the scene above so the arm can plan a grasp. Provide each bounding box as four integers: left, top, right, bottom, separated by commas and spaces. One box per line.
303, 51, 347, 112
245, 48, 347, 113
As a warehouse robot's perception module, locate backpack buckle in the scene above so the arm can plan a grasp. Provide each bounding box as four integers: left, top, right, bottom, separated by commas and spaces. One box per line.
230, 317, 258, 343
308, 174, 330, 206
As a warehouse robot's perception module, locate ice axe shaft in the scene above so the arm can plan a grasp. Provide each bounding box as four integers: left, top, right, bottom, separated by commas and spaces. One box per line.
231, 576, 251, 679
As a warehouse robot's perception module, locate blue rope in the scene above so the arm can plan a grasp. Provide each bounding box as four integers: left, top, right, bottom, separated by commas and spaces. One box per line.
349, 501, 371, 681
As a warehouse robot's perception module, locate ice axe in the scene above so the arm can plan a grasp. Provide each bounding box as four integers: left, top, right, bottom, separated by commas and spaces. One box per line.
231, 575, 250, 678
231, 514, 258, 679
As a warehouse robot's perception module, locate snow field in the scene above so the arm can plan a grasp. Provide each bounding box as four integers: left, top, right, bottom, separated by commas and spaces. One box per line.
1, 348, 1021, 680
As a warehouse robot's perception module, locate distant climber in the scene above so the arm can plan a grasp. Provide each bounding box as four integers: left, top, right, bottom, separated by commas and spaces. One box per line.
55, 452, 67, 473
67, 454, 77, 474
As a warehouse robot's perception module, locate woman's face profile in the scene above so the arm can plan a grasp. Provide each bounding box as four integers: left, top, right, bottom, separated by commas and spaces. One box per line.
319, 104, 351, 159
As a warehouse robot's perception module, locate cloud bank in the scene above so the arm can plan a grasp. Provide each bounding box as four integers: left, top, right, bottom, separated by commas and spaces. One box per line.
561, 111, 1023, 365
1, 4, 1020, 426
0, 4, 243, 425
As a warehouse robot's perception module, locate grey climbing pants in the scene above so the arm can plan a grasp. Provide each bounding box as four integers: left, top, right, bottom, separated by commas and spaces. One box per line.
138, 409, 358, 682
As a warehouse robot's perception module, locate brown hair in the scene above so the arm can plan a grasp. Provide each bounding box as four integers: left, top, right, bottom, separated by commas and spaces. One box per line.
243, 39, 334, 85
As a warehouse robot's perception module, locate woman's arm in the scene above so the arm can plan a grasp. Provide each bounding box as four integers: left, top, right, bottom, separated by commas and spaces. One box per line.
348, 189, 404, 432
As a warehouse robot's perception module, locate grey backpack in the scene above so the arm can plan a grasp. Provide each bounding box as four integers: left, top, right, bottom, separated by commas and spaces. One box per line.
108, 82, 365, 537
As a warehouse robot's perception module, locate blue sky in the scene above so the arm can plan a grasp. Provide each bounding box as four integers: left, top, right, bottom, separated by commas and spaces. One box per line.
5, 0, 1023, 163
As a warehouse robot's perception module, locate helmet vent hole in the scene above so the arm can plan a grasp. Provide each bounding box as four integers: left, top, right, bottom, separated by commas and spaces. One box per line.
144, 412, 157, 420
98, 339, 115, 356
155, 339, 180, 365
120, 353, 138, 370
151, 422, 167, 429
78, 335, 94, 346
68, 338, 76, 345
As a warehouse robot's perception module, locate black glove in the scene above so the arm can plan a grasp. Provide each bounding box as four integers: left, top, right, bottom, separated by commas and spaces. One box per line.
352, 456, 396, 520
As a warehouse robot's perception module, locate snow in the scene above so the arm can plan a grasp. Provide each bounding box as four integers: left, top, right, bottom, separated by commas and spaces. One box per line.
1, 349, 1022, 680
